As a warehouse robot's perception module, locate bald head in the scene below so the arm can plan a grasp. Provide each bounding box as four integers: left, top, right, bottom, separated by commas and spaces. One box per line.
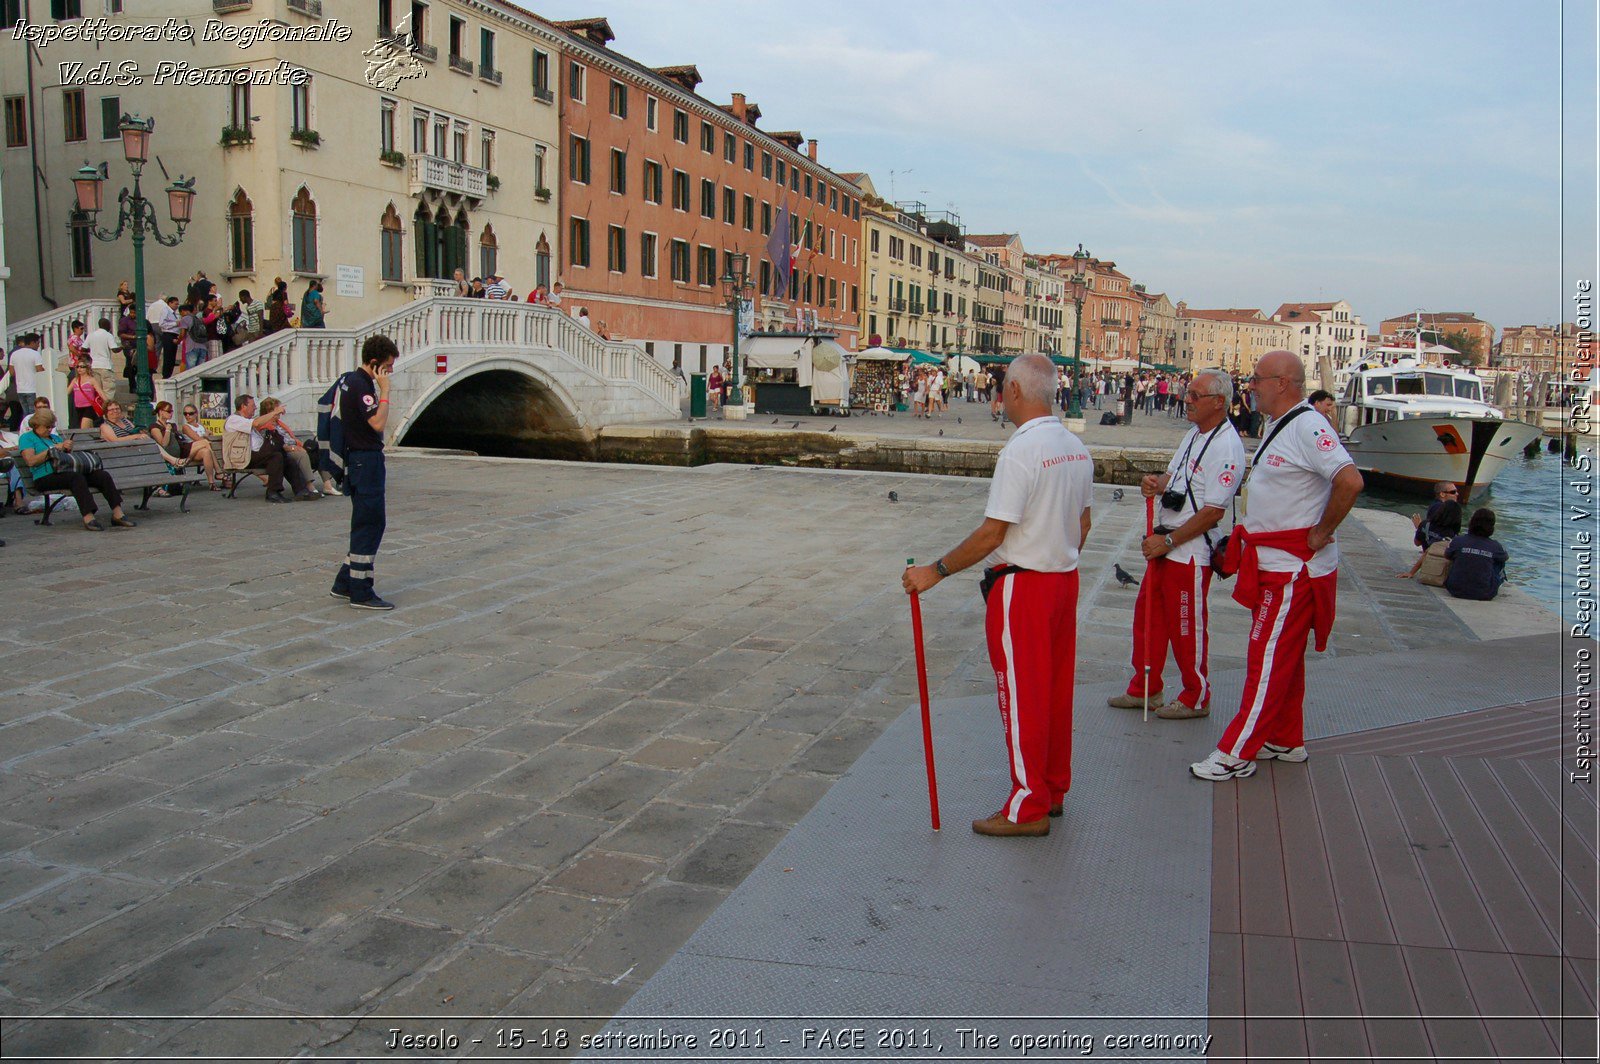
1253, 350, 1306, 419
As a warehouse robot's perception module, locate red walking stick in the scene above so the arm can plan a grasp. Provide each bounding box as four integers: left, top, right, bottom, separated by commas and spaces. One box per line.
1143, 495, 1155, 723
907, 558, 942, 831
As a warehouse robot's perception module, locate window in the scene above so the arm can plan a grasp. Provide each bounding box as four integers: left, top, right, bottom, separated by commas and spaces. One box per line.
761, 151, 772, 178
408, 0, 427, 48
699, 121, 714, 153
607, 224, 626, 273
291, 78, 311, 133
568, 61, 585, 101
790, 168, 799, 192
696, 244, 716, 287
533, 50, 550, 97
569, 216, 590, 266
722, 186, 734, 224
723, 131, 735, 163
671, 169, 689, 211
0, 0, 21, 29
452, 121, 466, 162
804, 173, 812, 198
643, 160, 662, 204
412, 108, 427, 152
479, 28, 495, 76
742, 194, 754, 231
98, 95, 119, 139
8, 95, 30, 147
62, 89, 85, 142
480, 129, 493, 172
68, 210, 92, 277
830, 277, 838, 308
775, 159, 785, 185
448, 16, 464, 60
380, 203, 403, 282
534, 144, 546, 191
870, 229, 879, 254
670, 238, 690, 282
227, 188, 254, 272
569, 134, 589, 183
672, 109, 688, 143
830, 187, 838, 211
699, 178, 715, 218
609, 148, 626, 194
760, 260, 770, 294
744, 143, 754, 171
645, 96, 657, 130
51, 0, 80, 18
290, 186, 318, 273
760, 201, 771, 235
640, 232, 657, 278
480, 223, 497, 278
380, 98, 396, 154
609, 80, 627, 118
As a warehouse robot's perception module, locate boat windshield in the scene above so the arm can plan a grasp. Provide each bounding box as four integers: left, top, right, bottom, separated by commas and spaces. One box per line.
1391, 375, 1426, 396
1454, 378, 1482, 400
1423, 373, 1453, 396
1366, 375, 1395, 396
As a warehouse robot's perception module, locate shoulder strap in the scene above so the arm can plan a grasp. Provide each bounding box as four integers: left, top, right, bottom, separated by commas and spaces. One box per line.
1250, 405, 1313, 469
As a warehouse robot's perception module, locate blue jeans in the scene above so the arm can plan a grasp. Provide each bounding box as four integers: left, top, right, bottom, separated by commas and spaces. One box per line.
334, 449, 387, 601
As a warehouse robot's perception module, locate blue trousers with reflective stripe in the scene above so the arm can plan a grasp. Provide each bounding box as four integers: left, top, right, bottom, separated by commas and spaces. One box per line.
334, 449, 387, 601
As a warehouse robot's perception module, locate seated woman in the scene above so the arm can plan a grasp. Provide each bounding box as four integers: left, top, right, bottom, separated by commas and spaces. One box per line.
1444, 508, 1509, 601
1398, 482, 1462, 578
99, 401, 153, 443
67, 361, 109, 429
151, 400, 221, 489
17, 409, 136, 530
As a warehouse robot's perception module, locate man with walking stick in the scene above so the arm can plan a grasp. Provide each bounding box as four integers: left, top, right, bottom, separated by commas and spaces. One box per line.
1108, 368, 1244, 718
903, 354, 1093, 837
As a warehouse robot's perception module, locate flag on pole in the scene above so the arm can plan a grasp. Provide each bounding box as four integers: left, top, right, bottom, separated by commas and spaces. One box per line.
766, 205, 791, 298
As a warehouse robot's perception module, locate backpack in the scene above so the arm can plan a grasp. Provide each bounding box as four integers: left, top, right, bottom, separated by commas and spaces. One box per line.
187, 315, 207, 343
1099, 411, 1120, 425
214, 312, 232, 340
1416, 541, 1453, 587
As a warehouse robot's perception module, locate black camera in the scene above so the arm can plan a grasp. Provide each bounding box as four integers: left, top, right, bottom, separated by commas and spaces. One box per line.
1160, 488, 1186, 511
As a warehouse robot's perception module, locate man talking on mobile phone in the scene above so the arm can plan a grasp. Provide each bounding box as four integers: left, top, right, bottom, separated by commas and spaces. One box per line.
330, 335, 399, 610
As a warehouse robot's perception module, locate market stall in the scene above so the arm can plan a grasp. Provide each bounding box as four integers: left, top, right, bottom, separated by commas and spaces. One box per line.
852, 346, 906, 411
743, 334, 852, 415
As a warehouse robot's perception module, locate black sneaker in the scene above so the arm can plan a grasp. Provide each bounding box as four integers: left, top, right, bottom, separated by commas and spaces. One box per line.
266, 492, 290, 504
329, 587, 351, 600
349, 596, 395, 611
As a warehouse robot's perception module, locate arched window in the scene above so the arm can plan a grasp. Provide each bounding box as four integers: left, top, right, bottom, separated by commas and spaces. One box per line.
413, 203, 436, 278
290, 186, 317, 273
380, 203, 403, 283
228, 188, 254, 272
449, 209, 468, 277
479, 223, 497, 279
535, 233, 550, 289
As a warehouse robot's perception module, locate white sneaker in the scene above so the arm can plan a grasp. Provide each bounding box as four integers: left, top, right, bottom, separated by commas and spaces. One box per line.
1189, 750, 1257, 781
322, 482, 342, 496
1257, 743, 1308, 763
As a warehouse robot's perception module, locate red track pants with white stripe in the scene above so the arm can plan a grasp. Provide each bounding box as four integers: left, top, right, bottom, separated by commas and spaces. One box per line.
1125, 557, 1213, 710
1218, 568, 1314, 761
985, 569, 1079, 824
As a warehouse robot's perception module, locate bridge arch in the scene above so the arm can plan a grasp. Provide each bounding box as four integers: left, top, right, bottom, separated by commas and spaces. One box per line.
395, 356, 593, 459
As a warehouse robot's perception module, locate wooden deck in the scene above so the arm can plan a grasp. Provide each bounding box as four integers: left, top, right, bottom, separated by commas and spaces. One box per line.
1210, 697, 1599, 1059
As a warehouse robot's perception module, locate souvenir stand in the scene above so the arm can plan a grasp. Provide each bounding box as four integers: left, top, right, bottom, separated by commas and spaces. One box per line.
852, 346, 906, 412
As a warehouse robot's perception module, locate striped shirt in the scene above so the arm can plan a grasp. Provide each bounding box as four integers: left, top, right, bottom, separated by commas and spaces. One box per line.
485, 280, 509, 299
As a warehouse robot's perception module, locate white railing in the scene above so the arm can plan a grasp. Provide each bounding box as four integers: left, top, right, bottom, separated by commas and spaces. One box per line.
8, 297, 121, 356
156, 297, 680, 419
408, 153, 489, 199
411, 279, 458, 300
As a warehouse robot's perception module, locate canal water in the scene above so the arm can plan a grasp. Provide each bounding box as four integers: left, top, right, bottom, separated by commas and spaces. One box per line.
1357, 446, 1596, 617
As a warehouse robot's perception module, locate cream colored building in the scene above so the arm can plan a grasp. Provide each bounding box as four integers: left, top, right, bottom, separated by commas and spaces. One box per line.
1138, 289, 1177, 366
1, 0, 562, 322
1272, 300, 1368, 377
1023, 259, 1065, 356
1176, 305, 1295, 373
857, 179, 972, 352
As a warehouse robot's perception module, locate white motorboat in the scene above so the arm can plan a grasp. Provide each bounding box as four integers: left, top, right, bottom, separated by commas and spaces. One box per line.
1333, 357, 1542, 500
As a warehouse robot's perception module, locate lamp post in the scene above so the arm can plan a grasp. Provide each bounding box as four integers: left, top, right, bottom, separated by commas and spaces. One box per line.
1065, 243, 1090, 421
71, 114, 196, 430
719, 251, 753, 417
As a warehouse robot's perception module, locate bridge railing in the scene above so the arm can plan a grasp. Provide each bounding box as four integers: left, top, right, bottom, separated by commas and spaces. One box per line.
155, 298, 679, 414
8, 297, 121, 355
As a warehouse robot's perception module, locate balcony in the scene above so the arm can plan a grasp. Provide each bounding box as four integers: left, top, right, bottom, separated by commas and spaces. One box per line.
909, 302, 924, 316
889, 298, 907, 312
449, 54, 474, 75
479, 67, 502, 86
533, 86, 555, 103
286, 0, 321, 16
408, 153, 489, 200
212, 0, 251, 11
412, 42, 437, 62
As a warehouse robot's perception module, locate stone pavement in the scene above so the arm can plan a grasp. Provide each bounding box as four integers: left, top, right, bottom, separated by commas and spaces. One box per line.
0, 454, 1535, 1058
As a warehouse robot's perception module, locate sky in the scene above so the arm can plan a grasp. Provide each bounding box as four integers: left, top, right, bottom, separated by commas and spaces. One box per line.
535, 0, 1597, 333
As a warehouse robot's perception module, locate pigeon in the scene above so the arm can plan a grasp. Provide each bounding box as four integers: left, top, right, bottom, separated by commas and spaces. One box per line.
828, 425, 837, 432
1111, 488, 1125, 502
791, 421, 801, 429
771, 418, 780, 424
887, 491, 899, 502
938, 429, 944, 436
956, 417, 962, 424
1113, 563, 1140, 587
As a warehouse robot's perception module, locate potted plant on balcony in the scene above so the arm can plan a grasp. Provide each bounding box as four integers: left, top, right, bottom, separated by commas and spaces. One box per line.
486, 174, 501, 192
290, 128, 321, 148
534, 186, 552, 202
379, 149, 406, 167
219, 125, 253, 147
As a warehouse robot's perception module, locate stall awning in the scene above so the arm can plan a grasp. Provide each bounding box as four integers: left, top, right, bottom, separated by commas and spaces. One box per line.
888, 347, 942, 365
742, 335, 807, 369
854, 345, 904, 362
971, 354, 1015, 366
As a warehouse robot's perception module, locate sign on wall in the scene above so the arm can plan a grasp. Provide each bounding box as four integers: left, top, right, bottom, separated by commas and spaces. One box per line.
335, 264, 365, 299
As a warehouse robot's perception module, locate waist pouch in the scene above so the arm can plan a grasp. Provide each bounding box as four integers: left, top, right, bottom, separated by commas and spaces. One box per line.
979, 564, 1027, 602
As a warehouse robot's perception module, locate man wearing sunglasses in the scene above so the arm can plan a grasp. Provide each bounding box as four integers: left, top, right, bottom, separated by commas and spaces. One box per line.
1109, 367, 1244, 720
1190, 351, 1363, 782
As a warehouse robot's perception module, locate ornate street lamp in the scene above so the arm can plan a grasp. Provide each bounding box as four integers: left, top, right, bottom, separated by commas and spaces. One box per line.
70, 114, 196, 429
1065, 242, 1090, 420
720, 252, 753, 411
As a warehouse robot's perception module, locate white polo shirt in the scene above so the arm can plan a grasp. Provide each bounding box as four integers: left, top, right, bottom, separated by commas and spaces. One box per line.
1242, 400, 1355, 575
984, 415, 1094, 572
8, 347, 46, 393
1159, 419, 1246, 565
85, 327, 117, 371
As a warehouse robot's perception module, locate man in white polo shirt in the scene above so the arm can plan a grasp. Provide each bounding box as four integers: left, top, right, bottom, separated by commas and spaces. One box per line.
1191, 350, 1363, 782
84, 317, 118, 397
1109, 367, 1245, 719
904, 353, 1094, 837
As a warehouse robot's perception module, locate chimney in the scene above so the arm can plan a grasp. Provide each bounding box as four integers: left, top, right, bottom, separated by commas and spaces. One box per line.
806, 138, 817, 162
730, 92, 746, 122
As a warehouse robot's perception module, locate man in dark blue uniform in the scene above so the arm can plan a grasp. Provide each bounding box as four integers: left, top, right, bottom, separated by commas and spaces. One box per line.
331, 336, 397, 610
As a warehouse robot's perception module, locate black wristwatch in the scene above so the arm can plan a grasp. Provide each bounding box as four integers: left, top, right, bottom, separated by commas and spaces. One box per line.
934, 558, 951, 577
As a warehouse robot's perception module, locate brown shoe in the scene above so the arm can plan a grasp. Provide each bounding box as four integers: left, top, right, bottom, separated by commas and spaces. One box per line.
1048, 802, 1064, 818
972, 812, 1049, 837
1156, 702, 1209, 720
1107, 691, 1164, 710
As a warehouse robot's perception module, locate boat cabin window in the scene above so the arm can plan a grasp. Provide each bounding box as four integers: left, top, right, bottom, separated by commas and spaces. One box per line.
1390, 375, 1425, 396
1366, 375, 1394, 396
1453, 378, 1481, 400
1343, 376, 1360, 404
1423, 373, 1452, 396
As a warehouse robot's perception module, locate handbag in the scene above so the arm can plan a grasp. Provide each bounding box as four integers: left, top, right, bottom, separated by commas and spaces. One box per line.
50, 446, 103, 475
1416, 541, 1453, 587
